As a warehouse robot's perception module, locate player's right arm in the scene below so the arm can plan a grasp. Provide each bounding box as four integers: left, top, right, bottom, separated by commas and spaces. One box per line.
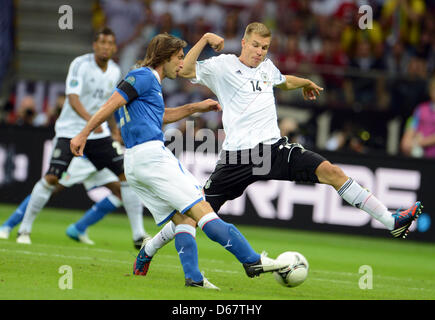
163, 99, 221, 124
70, 91, 126, 156
66, 56, 103, 132
179, 33, 224, 79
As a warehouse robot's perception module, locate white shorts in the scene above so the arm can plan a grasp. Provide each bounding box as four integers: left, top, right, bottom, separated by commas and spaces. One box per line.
124, 140, 204, 226
59, 156, 119, 191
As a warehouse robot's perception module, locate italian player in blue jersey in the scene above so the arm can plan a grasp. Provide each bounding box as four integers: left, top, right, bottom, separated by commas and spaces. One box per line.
70, 33, 290, 289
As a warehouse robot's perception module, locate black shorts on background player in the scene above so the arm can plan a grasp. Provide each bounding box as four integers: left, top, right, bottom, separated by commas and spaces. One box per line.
47, 137, 124, 178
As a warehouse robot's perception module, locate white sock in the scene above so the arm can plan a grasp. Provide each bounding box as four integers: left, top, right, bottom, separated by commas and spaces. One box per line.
107, 194, 122, 208
145, 221, 176, 257
18, 178, 55, 234
120, 181, 147, 240
197, 212, 219, 229
338, 178, 395, 230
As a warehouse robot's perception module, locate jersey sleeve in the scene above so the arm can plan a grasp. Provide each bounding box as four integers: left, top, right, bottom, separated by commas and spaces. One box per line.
268, 60, 286, 86
65, 57, 87, 96
115, 69, 152, 103
191, 55, 221, 90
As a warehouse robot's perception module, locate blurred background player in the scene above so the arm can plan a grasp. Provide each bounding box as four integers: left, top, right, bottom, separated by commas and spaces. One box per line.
401, 76, 435, 159
15, 27, 149, 246
0, 155, 149, 247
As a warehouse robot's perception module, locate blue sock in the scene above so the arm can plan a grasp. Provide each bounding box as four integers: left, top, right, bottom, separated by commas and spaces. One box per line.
174, 225, 203, 282
75, 196, 118, 233
2, 195, 31, 229
198, 212, 260, 264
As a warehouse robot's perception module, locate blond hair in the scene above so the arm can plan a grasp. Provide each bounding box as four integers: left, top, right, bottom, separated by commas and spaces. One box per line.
243, 22, 271, 40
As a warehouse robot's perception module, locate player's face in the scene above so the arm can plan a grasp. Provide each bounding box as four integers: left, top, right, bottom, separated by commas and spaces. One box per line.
240, 33, 271, 68
163, 49, 184, 79
93, 34, 117, 62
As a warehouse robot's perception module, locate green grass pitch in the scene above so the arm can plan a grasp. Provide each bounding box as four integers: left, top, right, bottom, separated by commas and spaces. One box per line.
0, 203, 434, 300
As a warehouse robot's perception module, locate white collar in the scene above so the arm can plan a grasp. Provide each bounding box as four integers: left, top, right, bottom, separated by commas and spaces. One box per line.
149, 67, 161, 84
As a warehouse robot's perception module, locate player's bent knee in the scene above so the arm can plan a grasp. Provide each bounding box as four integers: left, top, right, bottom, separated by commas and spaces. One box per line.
171, 212, 197, 227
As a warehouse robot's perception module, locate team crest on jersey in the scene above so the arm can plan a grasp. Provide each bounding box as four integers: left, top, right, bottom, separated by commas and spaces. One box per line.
260, 72, 268, 84
69, 79, 79, 87
126, 76, 136, 86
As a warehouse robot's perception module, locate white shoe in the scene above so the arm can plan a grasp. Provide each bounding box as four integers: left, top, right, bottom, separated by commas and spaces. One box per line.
202, 277, 221, 290
66, 224, 94, 245
243, 251, 290, 277
77, 233, 95, 245
134, 234, 152, 250
185, 275, 220, 290
0, 226, 10, 239
16, 232, 32, 244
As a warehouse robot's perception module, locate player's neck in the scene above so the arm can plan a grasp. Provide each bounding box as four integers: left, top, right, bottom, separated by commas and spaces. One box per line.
238, 55, 255, 69
152, 66, 164, 83
94, 56, 108, 72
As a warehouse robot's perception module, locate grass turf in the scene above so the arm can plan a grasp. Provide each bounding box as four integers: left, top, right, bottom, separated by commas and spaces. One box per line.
0, 204, 434, 300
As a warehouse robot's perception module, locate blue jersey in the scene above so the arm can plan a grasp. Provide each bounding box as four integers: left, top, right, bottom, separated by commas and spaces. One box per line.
115, 67, 165, 148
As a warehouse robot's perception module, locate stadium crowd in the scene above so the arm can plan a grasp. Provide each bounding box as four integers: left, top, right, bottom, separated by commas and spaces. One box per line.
2, 0, 435, 157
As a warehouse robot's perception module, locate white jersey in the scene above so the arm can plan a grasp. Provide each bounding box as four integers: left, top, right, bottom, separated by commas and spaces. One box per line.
55, 53, 121, 140
192, 54, 286, 151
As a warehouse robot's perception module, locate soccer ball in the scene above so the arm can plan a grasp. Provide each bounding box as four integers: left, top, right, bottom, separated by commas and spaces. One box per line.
273, 251, 309, 287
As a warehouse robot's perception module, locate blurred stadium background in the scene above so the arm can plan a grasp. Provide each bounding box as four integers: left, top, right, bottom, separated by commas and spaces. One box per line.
0, 0, 434, 242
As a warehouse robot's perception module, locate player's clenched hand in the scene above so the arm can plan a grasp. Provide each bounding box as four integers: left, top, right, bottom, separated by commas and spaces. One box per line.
204, 33, 224, 52
302, 81, 323, 100
196, 99, 222, 113
70, 134, 87, 157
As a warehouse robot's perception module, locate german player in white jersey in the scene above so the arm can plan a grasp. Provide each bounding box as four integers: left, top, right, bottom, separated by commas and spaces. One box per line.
70, 33, 292, 289
178, 22, 422, 239
16, 27, 150, 246
0, 156, 122, 245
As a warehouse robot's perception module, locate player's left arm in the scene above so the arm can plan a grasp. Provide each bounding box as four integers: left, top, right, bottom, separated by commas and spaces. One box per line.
276, 75, 324, 100
70, 91, 127, 156
163, 99, 221, 124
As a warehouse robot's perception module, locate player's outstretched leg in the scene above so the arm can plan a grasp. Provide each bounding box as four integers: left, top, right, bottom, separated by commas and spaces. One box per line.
316, 162, 423, 238
197, 211, 289, 278
391, 201, 423, 238
186, 200, 290, 278
0, 195, 31, 240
